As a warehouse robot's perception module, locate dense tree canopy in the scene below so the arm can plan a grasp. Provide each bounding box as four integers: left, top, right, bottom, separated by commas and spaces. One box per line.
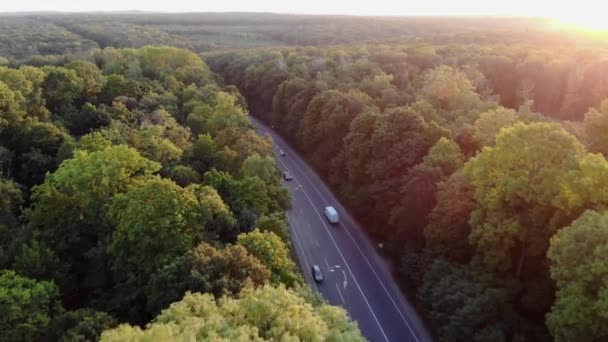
547, 210, 608, 341
0, 270, 62, 342
5, 12, 608, 341
0, 43, 355, 340
101, 286, 364, 341
205, 31, 608, 340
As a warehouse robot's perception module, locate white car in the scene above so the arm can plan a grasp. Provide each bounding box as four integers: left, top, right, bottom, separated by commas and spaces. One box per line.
279, 149, 285, 156
324, 206, 339, 224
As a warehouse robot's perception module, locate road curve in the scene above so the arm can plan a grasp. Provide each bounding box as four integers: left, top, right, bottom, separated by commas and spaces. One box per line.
253, 118, 433, 342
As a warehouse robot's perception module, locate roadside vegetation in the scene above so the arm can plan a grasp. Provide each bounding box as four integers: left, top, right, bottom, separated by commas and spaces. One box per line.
3, 12, 608, 341
0, 45, 362, 341
207, 39, 608, 341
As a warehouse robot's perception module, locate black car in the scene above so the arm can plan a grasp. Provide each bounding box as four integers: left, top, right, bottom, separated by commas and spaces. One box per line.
283, 171, 293, 181
312, 265, 323, 283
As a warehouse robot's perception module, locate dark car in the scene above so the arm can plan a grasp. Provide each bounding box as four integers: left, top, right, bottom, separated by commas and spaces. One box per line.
312, 265, 323, 283
283, 171, 293, 181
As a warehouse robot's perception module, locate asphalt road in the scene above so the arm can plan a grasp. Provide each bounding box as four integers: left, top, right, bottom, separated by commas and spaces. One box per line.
253, 118, 433, 342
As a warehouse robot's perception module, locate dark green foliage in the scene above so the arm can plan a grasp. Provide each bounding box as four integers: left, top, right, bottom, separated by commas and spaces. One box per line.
146, 242, 270, 316
168, 164, 201, 186
45, 308, 117, 342
419, 259, 512, 342
4, 13, 608, 341
255, 212, 290, 242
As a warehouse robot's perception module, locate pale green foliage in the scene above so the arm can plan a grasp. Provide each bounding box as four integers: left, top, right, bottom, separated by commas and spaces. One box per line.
66, 61, 103, 100
547, 210, 608, 341
237, 229, 300, 285
206, 91, 250, 134
0, 80, 25, 133
423, 137, 464, 176
76, 131, 113, 153
240, 153, 278, 182
101, 285, 364, 342
473, 106, 518, 146
28, 145, 161, 229
584, 99, 608, 156
415, 65, 485, 127
464, 122, 588, 274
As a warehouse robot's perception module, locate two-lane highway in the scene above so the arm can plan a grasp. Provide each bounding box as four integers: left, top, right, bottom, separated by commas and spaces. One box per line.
254, 118, 432, 342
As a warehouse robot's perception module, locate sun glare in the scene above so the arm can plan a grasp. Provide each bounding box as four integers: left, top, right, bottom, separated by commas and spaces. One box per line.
551, 12, 608, 32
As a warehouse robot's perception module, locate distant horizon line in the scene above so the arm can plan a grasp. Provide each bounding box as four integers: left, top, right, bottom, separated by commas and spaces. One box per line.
0, 10, 551, 19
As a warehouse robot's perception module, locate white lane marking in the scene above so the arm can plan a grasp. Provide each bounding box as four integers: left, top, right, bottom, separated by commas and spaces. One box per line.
286, 213, 318, 293
315, 239, 320, 247
281, 144, 419, 342
276, 158, 389, 342
324, 258, 330, 269
336, 283, 346, 304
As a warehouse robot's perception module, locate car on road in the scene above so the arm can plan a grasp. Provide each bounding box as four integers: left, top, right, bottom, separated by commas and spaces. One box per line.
324, 206, 339, 224
279, 149, 285, 156
283, 171, 293, 181
312, 265, 323, 283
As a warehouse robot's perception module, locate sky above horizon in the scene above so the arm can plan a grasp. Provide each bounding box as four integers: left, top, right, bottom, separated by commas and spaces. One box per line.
0, 0, 596, 18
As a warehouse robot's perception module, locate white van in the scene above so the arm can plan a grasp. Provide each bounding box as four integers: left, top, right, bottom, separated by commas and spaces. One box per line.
324, 206, 339, 224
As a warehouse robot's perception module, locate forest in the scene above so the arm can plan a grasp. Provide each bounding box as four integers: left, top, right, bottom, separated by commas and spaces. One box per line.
206, 39, 608, 341
0, 45, 364, 340
2, 12, 608, 342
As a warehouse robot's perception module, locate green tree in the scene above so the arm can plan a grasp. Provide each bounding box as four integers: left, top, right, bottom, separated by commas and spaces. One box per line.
473, 107, 518, 147
389, 164, 443, 242
419, 259, 511, 342
424, 170, 475, 262
423, 137, 465, 177
0, 270, 63, 342
583, 99, 608, 156
255, 212, 290, 242
240, 153, 278, 182
189, 133, 217, 174
76, 131, 114, 153
237, 229, 300, 285
101, 286, 364, 341
12, 240, 63, 282
26, 145, 160, 296
0, 178, 22, 266
41, 66, 83, 113
464, 122, 593, 276
299, 89, 371, 169
189, 184, 236, 242
414, 65, 485, 126
45, 308, 117, 342
63, 102, 111, 136
0, 80, 25, 133
168, 164, 201, 186
186, 104, 213, 136
108, 177, 202, 279
205, 91, 250, 134
546, 210, 608, 341
66, 60, 103, 102
146, 242, 270, 315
